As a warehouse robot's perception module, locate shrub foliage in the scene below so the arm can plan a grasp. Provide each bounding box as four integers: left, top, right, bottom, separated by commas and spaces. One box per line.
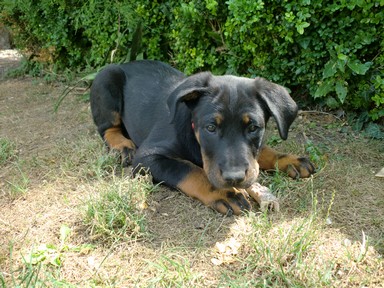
1, 0, 383, 119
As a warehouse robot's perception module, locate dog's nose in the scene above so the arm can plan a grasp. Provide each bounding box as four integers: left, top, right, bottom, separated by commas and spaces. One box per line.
222, 170, 246, 186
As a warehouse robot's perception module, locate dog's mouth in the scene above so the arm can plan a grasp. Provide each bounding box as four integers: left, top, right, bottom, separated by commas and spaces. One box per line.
218, 180, 253, 190
205, 166, 259, 190
201, 152, 260, 190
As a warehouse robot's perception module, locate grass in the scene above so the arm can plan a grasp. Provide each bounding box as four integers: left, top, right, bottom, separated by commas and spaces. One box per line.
146, 255, 204, 287
0, 138, 30, 198
1, 134, 382, 287
5, 163, 30, 198
0, 138, 17, 165
54, 137, 119, 180
0, 78, 383, 287
45, 137, 159, 243
2, 227, 78, 288
206, 179, 330, 287
230, 216, 325, 286
83, 173, 158, 244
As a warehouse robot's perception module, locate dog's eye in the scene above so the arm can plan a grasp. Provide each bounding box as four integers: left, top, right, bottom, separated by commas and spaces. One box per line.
248, 124, 259, 133
206, 124, 217, 133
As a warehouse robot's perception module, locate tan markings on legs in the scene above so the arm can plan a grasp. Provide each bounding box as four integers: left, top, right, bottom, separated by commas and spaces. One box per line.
257, 146, 314, 178
177, 168, 213, 202
104, 126, 135, 151
257, 146, 280, 171
177, 168, 251, 215
103, 112, 135, 152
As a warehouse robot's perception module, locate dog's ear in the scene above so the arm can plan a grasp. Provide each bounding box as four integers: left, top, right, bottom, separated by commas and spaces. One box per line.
167, 72, 212, 122
254, 77, 298, 140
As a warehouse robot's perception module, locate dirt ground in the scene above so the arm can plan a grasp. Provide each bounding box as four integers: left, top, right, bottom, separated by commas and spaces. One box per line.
0, 50, 21, 78
0, 51, 383, 287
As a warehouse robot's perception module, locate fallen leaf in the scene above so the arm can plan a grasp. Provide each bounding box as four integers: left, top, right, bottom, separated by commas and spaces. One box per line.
375, 167, 384, 178
211, 258, 223, 266
211, 237, 242, 266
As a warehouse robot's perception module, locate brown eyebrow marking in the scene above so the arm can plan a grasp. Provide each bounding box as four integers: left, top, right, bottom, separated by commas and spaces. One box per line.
214, 114, 224, 125
242, 113, 251, 125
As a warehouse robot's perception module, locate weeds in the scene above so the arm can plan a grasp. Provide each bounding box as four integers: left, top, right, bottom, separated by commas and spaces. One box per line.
0, 138, 30, 198
3, 225, 84, 288
345, 231, 369, 264
54, 71, 96, 112
56, 137, 119, 180
240, 216, 320, 286
84, 173, 157, 243
0, 138, 17, 165
5, 163, 30, 198
1, 78, 383, 287
147, 255, 203, 287
217, 188, 332, 287
305, 140, 327, 171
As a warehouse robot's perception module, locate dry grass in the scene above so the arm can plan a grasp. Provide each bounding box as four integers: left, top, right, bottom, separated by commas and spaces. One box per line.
0, 76, 383, 287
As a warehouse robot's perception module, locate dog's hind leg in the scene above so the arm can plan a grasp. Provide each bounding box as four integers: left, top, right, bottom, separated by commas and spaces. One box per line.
102, 113, 136, 166
90, 66, 136, 166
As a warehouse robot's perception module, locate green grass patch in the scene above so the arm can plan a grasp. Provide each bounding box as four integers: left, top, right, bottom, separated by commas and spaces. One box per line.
56, 137, 118, 180
0, 137, 17, 165
146, 255, 204, 287
84, 173, 158, 243
0, 138, 30, 198
3, 225, 86, 288
237, 214, 328, 287
4, 163, 30, 199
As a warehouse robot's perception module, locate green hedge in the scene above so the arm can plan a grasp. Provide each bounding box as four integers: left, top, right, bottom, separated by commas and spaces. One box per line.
2, 0, 383, 120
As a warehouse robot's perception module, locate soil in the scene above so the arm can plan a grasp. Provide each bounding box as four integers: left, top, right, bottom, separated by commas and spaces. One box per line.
0, 50, 383, 287
0, 49, 21, 79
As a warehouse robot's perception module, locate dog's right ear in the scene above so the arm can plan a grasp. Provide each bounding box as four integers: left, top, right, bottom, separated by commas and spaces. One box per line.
167, 72, 212, 123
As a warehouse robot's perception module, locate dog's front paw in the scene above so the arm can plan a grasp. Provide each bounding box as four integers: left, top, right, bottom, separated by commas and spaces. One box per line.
258, 146, 315, 179
210, 188, 251, 216
284, 156, 315, 178
246, 183, 279, 212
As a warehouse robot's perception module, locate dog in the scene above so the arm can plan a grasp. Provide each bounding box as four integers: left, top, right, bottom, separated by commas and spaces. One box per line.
90, 60, 315, 215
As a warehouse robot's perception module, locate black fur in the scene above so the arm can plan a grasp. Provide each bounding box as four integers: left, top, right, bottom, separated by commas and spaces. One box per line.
90, 60, 299, 190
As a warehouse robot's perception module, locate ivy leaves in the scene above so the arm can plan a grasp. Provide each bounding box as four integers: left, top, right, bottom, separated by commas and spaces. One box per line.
315, 51, 373, 106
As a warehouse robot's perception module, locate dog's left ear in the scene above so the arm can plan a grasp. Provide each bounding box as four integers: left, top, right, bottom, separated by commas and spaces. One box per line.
254, 77, 298, 140
167, 72, 213, 123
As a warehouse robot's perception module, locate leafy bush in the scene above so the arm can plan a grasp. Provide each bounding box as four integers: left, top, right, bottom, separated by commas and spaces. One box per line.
1, 0, 383, 120
163, 0, 383, 121
1, 0, 141, 69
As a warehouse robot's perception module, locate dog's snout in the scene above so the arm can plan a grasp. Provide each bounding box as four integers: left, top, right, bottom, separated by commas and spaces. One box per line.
222, 169, 247, 186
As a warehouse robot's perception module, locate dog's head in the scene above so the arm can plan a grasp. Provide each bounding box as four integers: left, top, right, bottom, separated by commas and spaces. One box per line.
167, 72, 298, 189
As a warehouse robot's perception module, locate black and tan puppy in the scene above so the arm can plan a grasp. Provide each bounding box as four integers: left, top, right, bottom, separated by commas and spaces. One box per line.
90, 60, 315, 215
